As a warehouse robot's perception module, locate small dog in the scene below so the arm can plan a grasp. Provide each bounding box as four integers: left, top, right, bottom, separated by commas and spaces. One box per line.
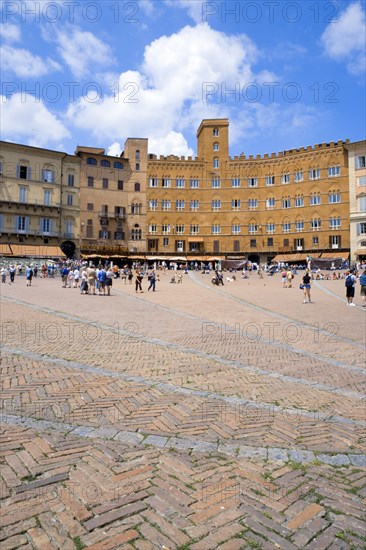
176, 273, 183, 284
226, 275, 236, 283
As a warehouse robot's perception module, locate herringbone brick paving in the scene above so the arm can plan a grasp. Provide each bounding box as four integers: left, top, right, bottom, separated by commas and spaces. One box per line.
0, 272, 365, 548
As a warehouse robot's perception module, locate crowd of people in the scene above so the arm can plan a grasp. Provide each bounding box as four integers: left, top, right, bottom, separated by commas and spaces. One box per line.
1, 257, 366, 306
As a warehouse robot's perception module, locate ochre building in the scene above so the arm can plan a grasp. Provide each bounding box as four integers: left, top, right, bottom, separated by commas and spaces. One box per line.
0, 141, 80, 258
146, 119, 352, 264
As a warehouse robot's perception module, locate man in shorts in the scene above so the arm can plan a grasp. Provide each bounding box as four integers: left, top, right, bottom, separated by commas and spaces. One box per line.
87, 264, 97, 295
345, 270, 357, 306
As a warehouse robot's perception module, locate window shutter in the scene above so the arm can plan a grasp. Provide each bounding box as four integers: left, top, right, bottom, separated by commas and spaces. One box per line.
40, 218, 44, 232
49, 219, 54, 234
27, 167, 31, 180
16, 165, 20, 178
15, 216, 19, 230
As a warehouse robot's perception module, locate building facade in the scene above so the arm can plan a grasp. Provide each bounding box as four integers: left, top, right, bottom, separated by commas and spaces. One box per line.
146, 119, 351, 263
346, 141, 366, 264
1, 121, 364, 263
76, 138, 147, 256
0, 141, 80, 256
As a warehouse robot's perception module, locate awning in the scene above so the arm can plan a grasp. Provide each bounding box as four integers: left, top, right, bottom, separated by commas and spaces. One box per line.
206, 256, 222, 261
320, 252, 349, 259
354, 249, 366, 256
146, 256, 167, 261
169, 256, 187, 261
187, 237, 204, 242
6, 245, 65, 258
129, 255, 146, 260
0, 244, 13, 256
272, 253, 320, 262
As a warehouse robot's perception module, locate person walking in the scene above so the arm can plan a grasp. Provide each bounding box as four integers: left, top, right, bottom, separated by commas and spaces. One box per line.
359, 269, 366, 306
61, 265, 68, 288
286, 268, 293, 288
302, 269, 312, 303
147, 269, 156, 291
98, 266, 107, 295
135, 269, 143, 293
281, 269, 287, 288
106, 268, 113, 296
9, 265, 16, 283
87, 264, 97, 295
26, 266, 33, 286
345, 270, 357, 306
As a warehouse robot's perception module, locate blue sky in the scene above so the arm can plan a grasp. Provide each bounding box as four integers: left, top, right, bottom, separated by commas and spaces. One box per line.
1, 0, 365, 158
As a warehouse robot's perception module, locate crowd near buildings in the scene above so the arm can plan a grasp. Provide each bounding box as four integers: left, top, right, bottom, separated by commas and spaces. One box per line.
0, 119, 365, 265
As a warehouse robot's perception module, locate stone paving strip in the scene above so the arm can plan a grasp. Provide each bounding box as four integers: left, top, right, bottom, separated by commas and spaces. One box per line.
1, 350, 365, 454
3, 335, 364, 425
2, 414, 365, 468
1, 423, 365, 549
2, 302, 366, 418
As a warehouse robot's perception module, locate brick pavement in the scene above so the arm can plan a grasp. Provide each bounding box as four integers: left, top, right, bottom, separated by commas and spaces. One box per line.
0, 271, 365, 549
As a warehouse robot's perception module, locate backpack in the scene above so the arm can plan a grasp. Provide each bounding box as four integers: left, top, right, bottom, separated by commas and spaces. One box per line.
345, 275, 353, 287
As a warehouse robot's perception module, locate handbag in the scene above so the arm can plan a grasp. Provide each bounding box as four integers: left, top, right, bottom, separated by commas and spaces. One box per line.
299, 283, 304, 289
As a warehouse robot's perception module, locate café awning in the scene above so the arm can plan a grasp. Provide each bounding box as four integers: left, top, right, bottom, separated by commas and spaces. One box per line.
272, 253, 320, 262
6, 245, 65, 258
320, 252, 349, 259
0, 244, 13, 256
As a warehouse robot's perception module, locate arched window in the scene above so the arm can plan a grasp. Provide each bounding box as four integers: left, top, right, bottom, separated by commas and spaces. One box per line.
136, 163, 140, 171
213, 128, 219, 136
213, 142, 219, 151
131, 223, 142, 240
114, 161, 123, 169
100, 160, 110, 167
213, 158, 219, 169
134, 182, 140, 192
86, 158, 97, 165
135, 150, 140, 160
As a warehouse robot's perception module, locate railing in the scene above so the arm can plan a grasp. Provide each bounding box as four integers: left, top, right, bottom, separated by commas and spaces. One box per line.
0, 199, 61, 208
98, 212, 126, 220
1, 228, 60, 237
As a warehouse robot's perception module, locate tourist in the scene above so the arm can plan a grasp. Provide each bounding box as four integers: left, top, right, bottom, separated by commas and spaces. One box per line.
98, 265, 107, 295
1, 267, 7, 284
87, 264, 96, 295
302, 269, 312, 303
345, 270, 357, 306
147, 269, 156, 291
106, 267, 113, 296
286, 268, 293, 288
135, 269, 143, 293
26, 266, 33, 287
9, 265, 16, 283
360, 269, 366, 306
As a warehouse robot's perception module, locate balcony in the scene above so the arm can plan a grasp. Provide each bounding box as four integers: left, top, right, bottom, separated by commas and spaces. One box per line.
98, 211, 126, 220
0, 199, 61, 211
2, 228, 59, 237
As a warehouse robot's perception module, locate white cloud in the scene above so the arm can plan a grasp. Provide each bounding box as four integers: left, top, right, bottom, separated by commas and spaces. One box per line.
0, 45, 61, 77
107, 142, 122, 156
149, 132, 194, 156
1, 93, 70, 147
0, 23, 21, 43
321, 1, 366, 75
66, 23, 261, 155
54, 27, 115, 78
163, 0, 204, 23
